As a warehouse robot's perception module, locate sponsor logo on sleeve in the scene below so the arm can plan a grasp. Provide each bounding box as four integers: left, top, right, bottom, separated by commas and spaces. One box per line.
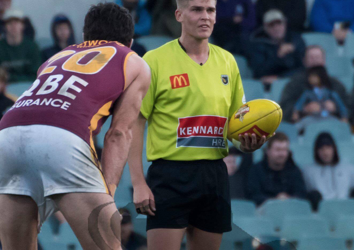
177, 115, 227, 148
170, 74, 190, 89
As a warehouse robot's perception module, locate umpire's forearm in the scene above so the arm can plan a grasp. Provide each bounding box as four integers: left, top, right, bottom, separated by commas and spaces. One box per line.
101, 128, 133, 187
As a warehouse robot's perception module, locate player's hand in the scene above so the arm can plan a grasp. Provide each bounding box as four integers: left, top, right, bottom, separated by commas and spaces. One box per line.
133, 183, 156, 216
238, 133, 267, 153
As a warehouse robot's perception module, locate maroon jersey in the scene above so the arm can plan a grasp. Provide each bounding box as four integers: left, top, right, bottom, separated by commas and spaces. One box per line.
0, 40, 135, 149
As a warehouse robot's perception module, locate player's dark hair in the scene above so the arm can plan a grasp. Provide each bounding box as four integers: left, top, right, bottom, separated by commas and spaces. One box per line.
306, 65, 332, 89
314, 132, 339, 166
267, 132, 289, 149
83, 3, 134, 47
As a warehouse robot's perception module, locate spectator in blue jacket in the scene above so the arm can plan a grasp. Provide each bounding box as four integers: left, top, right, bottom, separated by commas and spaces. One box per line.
213, 0, 256, 54
246, 133, 307, 207
310, 0, 354, 43
292, 66, 348, 124
248, 9, 306, 80
116, 0, 151, 38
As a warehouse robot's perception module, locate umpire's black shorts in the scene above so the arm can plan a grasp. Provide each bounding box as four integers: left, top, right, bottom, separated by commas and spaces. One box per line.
146, 159, 232, 234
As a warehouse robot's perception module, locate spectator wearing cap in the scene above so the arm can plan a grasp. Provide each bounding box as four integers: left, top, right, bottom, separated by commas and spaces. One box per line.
42, 14, 75, 62
246, 133, 307, 206
212, 0, 256, 54
0, 67, 16, 120
256, 0, 306, 32
0, 9, 41, 83
302, 133, 354, 210
280, 45, 349, 123
247, 9, 306, 81
119, 208, 147, 250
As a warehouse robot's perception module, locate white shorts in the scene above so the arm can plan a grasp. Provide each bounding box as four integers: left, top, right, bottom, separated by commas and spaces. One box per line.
0, 125, 108, 225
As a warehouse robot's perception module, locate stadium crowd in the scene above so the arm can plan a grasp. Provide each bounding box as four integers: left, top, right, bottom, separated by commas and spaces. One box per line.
0, 0, 354, 249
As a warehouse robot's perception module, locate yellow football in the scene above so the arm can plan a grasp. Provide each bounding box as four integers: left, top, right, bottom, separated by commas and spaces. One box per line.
228, 99, 283, 141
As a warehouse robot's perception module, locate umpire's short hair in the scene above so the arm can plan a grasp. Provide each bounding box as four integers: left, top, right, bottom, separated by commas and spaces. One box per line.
83, 3, 134, 47
176, 0, 217, 8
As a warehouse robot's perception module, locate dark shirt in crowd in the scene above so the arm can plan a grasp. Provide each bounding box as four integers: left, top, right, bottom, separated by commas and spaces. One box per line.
248, 30, 306, 78
280, 70, 349, 122
0, 92, 15, 120
256, 0, 306, 32
42, 15, 75, 62
246, 156, 307, 206
213, 0, 256, 54
131, 42, 147, 58
0, 38, 41, 83
228, 150, 253, 199
124, 232, 147, 250
216, 0, 256, 34
146, 0, 181, 38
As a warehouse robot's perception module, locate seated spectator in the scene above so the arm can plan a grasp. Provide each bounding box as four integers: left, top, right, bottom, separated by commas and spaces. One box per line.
224, 146, 253, 199
280, 45, 349, 122
0, 9, 41, 83
212, 0, 256, 54
146, 0, 181, 38
256, 0, 306, 32
246, 133, 307, 206
42, 15, 75, 62
116, 0, 151, 38
119, 208, 147, 250
292, 66, 348, 126
303, 133, 354, 210
248, 9, 305, 81
0, 67, 15, 120
310, 0, 354, 44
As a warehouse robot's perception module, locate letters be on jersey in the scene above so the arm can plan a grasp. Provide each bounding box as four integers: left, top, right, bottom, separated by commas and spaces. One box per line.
170, 74, 190, 89
177, 116, 227, 148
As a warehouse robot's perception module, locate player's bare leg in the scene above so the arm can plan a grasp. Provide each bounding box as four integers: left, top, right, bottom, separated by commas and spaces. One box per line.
147, 228, 186, 250
186, 226, 223, 250
51, 193, 122, 250
0, 195, 38, 250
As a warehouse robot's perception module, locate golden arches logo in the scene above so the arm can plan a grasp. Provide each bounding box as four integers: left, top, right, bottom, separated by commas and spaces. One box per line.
170, 74, 190, 89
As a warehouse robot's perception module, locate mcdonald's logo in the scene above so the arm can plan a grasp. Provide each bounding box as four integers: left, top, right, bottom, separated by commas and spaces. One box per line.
170, 74, 190, 89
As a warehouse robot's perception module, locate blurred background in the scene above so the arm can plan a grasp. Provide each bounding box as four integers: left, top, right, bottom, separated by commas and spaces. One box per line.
1, 0, 354, 249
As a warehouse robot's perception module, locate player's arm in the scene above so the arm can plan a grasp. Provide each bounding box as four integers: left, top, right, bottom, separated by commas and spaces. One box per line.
101, 54, 151, 198
127, 112, 156, 216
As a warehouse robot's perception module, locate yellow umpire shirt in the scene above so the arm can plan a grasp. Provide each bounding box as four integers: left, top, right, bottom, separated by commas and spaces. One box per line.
141, 39, 245, 161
